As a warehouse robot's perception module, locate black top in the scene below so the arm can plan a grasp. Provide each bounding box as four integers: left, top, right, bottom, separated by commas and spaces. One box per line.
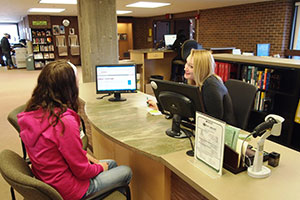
1, 37, 11, 53
202, 75, 237, 126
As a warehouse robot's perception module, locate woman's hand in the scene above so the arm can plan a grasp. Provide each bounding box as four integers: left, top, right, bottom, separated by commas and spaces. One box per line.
147, 99, 158, 110
86, 153, 108, 171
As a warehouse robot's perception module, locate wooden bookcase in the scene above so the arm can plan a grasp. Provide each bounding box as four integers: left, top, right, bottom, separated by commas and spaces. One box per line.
213, 54, 300, 151
31, 29, 55, 69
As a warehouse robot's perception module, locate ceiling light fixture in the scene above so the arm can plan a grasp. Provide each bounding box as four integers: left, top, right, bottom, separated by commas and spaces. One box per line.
117, 10, 133, 15
126, 1, 170, 8
28, 8, 66, 13
39, 0, 77, 4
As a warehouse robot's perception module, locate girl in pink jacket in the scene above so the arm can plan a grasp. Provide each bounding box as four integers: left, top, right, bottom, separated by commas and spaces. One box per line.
18, 60, 132, 200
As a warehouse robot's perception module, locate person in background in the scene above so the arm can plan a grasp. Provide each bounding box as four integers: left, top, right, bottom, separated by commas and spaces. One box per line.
0, 44, 5, 66
170, 29, 188, 82
17, 60, 132, 200
1, 33, 15, 69
148, 49, 237, 126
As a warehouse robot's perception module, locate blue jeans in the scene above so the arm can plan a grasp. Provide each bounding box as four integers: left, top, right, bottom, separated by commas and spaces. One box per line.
81, 160, 132, 199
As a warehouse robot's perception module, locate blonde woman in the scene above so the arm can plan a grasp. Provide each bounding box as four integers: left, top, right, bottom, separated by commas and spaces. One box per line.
148, 49, 236, 125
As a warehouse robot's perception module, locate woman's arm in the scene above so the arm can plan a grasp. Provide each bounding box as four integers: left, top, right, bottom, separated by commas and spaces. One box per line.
57, 115, 104, 179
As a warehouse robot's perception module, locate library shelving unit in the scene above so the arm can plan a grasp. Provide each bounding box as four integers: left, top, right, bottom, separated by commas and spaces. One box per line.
31, 29, 55, 69
213, 53, 300, 151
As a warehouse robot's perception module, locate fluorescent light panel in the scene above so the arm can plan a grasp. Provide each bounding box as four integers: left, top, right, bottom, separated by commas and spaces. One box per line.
126, 1, 170, 8
39, 0, 77, 4
117, 10, 133, 15
28, 8, 65, 13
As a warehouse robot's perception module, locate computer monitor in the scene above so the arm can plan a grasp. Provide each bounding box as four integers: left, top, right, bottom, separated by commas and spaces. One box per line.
164, 34, 177, 47
96, 64, 137, 101
150, 78, 204, 138
256, 43, 270, 56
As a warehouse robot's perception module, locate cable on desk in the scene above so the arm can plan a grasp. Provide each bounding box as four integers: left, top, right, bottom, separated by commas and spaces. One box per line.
96, 93, 112, 100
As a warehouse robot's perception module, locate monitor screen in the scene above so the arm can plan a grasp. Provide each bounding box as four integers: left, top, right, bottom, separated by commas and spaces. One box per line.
164, 34, 177, 47
96, 64, 137, 101
150, 78, 204, 138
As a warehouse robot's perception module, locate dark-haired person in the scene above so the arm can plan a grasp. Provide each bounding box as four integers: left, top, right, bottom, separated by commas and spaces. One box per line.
1, 33, 15, 69
170, 29, 187, 81
148, 49, 236, 125
17, 60, 132, 200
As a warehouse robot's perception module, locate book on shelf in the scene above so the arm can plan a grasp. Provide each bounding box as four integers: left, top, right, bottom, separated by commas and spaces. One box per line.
294, 99, 300, 124
34, 53, 43, 60
214, 62, 231, 82
49, 53, 55, 59
33, 45, 39, 52
44, 53, 50, 59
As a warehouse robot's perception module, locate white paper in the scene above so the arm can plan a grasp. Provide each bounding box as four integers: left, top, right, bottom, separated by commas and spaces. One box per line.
194, 112, 226, 175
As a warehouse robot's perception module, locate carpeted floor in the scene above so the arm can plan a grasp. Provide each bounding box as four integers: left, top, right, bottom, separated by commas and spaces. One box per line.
0, 66, 40, 199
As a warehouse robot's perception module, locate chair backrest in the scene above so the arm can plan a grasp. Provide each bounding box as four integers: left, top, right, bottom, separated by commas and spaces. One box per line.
0, 149, 63, 200
7, 104, 26, 133
181, 40, 203, 61
224, 79, 257, 130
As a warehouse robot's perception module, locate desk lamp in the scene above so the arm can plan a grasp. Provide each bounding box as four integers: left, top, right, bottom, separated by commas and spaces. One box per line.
247, 114, 284, 178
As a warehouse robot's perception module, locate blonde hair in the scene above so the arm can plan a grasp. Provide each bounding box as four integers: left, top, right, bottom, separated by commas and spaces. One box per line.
187, 49, 215, 87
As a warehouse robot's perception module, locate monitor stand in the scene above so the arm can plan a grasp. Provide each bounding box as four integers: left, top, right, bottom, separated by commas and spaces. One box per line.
108, 93, 126, 102
165, 114, 188, 139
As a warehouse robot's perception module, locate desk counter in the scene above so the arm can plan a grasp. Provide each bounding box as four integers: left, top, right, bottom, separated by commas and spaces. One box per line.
80, 82, 300, 200
129, 48, 176, 93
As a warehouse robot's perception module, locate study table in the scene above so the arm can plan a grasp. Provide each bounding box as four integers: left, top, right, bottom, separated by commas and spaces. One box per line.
79, 82, 300, 200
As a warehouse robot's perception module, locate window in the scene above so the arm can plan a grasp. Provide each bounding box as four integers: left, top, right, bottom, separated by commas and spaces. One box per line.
0, 24, 19, 44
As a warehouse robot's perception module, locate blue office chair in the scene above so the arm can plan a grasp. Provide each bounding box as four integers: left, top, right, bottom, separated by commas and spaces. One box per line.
172, 40, 202, 82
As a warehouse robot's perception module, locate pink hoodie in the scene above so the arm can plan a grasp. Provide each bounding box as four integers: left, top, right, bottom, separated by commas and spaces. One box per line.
17, 108, 103, 200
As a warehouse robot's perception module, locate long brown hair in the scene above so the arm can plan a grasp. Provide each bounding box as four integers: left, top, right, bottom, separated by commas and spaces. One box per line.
25, 60, 79, 129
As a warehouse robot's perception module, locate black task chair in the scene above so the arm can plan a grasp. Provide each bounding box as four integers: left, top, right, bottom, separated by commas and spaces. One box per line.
172, 40, 202, 82
224, 79, 257, 130
0, 149, 131, 200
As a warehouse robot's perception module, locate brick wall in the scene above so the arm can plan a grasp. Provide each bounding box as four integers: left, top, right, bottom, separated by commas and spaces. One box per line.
197, 0, 293, 56
134, 0, 294, 56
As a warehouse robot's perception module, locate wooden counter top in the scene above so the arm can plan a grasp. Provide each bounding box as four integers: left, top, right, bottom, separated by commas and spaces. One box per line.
213, 53, 300, 69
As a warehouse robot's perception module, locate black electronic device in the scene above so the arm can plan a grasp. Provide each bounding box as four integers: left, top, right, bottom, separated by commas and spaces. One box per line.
150, 78, 205, 139
96, 64, 137, 102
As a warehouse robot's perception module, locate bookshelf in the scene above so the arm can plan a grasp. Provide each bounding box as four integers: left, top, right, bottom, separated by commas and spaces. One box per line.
31, 29, 55, 69
213, 54, 300, 151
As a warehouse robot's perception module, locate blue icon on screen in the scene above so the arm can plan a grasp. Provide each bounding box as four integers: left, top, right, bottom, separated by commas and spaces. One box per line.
128, 80, 131, 85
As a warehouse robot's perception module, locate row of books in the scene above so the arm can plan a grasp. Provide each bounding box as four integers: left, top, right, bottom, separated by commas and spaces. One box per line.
241, 66, 273, 91
32, 30, 52, 37
215, 62, 232, 82
253, 91, 272, 111
32, 37, 52, 45
34, 60, 53, 69
33, 44, 54, 52
33, 53, 55, 60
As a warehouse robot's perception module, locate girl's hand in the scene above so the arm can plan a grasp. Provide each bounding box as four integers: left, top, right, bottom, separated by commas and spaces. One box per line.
99, 162, 108, 171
